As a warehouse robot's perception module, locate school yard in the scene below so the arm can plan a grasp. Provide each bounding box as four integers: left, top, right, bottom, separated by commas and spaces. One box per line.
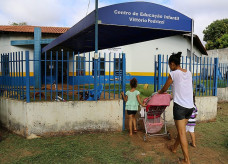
0, 101, 227, 164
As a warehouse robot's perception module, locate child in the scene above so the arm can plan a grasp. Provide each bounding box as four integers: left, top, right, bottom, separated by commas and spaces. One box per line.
121, 78, 146, 136
186, 93, 198, 147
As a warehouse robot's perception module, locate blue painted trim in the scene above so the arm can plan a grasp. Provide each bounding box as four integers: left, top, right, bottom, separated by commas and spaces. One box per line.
40, 39, 55, 44
11, 39, 54, 46
11, 40, 34, 45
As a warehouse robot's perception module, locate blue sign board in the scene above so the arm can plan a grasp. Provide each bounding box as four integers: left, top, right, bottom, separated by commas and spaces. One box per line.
99, 2, 192, 32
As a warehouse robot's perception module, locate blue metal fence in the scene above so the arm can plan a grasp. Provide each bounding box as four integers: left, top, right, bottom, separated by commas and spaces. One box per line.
154, 54, 220, 96
0, 51, 126, 102
218, 63, 228, 88
0, 52, 27, 100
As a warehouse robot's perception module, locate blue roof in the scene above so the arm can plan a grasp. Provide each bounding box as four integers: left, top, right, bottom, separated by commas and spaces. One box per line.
42, 2, 192, 52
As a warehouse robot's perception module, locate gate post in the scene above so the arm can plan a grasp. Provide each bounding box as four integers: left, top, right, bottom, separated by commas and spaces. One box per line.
122, 53, 126, 131
94, 53, 98, 101
157, 54, 162, 91
154, 55, 157, 92
26, 51, 30, 103
213, 58, 219, 96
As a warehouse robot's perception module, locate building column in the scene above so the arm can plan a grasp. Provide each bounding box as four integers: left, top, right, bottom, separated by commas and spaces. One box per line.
34, 27, 41, 88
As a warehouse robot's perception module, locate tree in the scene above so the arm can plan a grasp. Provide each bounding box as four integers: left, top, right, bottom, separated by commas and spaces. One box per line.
9, 22, 28, 26
216, 34, 228, 49
203, 19, 228, 50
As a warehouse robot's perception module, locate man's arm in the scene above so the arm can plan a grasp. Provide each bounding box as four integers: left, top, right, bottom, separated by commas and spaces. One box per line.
158, 75, 173, 94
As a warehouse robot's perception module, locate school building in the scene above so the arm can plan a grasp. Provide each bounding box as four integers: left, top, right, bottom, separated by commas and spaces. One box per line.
0, 25, 207, 85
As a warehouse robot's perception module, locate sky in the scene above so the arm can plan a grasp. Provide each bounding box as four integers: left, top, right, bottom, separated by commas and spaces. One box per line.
0, 0, 228, 44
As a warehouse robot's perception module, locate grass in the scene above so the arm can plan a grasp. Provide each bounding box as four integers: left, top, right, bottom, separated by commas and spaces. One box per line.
197, 102, 228, 155
0, 102, 228, 163
0, 131, 154, 164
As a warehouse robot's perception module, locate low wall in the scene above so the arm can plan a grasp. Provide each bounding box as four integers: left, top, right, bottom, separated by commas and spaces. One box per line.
0, 96, 217, 136
0, 99, 27, 136
217, 87, 228, 101
0, 99, 123, 137
164, 96, 218, 124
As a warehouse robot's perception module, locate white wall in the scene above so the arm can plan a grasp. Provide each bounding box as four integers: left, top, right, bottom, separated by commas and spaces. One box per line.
0, 99, 28, 136
0, 98, 123, 137
0, 34, 34, 74
68, 35, 204, 75
120, 35, 203, 74
0, 96, 217, 136
162, 96, 218, 124
207, 48, 228, 63
217, 87, 228, 101
0, 33, 59, 74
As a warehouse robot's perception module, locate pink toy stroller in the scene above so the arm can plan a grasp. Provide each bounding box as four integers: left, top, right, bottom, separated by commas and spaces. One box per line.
142, 93, 171, 141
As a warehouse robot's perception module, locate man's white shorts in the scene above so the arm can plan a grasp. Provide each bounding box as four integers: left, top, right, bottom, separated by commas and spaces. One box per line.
186, 125, 195, 133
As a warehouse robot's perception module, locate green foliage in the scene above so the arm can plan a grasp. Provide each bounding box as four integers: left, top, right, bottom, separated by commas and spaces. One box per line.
9, 22, 28, 26
203, 19, 228, 50
216, 34, 228, 49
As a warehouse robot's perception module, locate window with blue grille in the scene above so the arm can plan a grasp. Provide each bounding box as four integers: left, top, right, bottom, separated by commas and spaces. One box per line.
1, 55, 9, 76
92, 58, 105, 76
114, 58, 123, 76
76, 56, 85, 76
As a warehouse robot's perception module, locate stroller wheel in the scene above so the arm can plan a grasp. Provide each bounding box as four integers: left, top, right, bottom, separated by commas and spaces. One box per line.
143, 135, 147, 142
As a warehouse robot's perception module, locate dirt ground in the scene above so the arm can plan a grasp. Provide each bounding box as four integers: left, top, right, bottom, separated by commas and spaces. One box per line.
0, 102, 227, 163
124, 102, 228, 164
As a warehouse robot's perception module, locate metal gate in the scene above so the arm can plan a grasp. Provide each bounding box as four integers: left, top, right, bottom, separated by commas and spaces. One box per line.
154, 54, 219, 96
